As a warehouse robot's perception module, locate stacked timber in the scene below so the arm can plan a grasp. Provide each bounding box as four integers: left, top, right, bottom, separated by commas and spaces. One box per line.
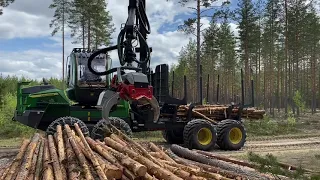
1, 123, 295, 180
172, 105, 265, 120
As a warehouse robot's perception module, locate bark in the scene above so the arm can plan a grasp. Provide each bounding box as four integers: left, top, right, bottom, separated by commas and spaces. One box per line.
160, 162, 205, 180
63, 128, 81, 180
48, 135, 64, 180
74, 123, 107, 180
105, 137, 183, 180
86, 138, 123, 168
56, 125, 67, 178
170, 144, 269, 180
97, 141, 147, 177
64, 124, 94, 180
160, 159, 230, 180
34, 138, 44, 180
110, 125, 161, 166
16, 133, 41, 179
42, 139, 54, 180
27, 138, 42, 180
148, 142, 176, 163
195, 151, 256, 169
94, 152, 123, 179
3, 139, 30, 180
110, 134, 128, 146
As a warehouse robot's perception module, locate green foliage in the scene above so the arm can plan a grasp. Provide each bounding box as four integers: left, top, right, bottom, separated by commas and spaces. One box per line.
244, 115, 298, 136
293, 90, 306, 113
0, 0, 14, 15
0, 75, 64, 138
49, 0, 114, 48
247, 152, 320, 179
0, 93, 35, 138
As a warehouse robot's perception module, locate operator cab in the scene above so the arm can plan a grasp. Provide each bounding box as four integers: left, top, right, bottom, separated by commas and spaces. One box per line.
65, 48, 112, 106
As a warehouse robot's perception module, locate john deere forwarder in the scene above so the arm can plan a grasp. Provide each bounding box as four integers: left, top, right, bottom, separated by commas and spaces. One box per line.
13, 0, 252, 151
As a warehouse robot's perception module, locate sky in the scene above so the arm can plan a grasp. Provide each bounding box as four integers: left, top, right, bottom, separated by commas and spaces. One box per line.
0, 0, 239, 80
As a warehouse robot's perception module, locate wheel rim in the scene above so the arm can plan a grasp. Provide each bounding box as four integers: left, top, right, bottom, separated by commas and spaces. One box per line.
229, 127, 243, 144
197, 128, 213, 145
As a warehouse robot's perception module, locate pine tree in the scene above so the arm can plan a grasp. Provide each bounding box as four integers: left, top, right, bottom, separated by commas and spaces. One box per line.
0, 0, 14, 15
49, 0, 72, 84
67, 0, 114, 48
235, 0, 260, 103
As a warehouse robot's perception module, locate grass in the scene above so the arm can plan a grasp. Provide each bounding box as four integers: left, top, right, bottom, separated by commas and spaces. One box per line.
244, 114, 300, 137
132, 131, 165, 142
0, 138, 24, 147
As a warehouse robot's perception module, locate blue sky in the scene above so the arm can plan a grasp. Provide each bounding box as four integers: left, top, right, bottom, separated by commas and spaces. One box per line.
0, 0, 239, 80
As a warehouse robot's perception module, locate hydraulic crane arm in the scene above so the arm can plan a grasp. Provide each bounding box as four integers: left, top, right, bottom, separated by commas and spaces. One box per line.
87, 0, 160, 123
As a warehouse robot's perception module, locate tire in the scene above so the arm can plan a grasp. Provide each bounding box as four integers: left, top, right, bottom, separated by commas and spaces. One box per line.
183, 119, 217, 151
216, 119, 246, 150
91, 117, 132, 140
46, 116, 89, 136
162, 128, 184, 144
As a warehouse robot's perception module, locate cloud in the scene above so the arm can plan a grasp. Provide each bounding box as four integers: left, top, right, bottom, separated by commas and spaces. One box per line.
0, 0, 235, 80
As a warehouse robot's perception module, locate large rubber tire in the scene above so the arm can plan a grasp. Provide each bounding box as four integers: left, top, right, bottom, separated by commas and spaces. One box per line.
91, 117, 132, 141
46, 116, 89, 136
162, 128, 184, 144
216, 119, 246, 150
183, 119, 217, 151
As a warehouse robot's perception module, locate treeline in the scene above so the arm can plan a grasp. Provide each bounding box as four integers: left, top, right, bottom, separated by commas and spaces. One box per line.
0, 76, 63, 138
49, 0, 114, 48
170, 0, 320, 116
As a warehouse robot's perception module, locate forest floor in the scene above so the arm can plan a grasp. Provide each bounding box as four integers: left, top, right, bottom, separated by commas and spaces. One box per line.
0, 112, 320, 174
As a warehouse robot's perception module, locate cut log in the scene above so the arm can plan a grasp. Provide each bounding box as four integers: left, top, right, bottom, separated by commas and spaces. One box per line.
171, 145, 267, 179
42, 138, 54, 180
16, 133, 40, 179
195, 151, 257, 169
109, 125, 161, 166
27, 138, 42, 180
98, 140, 147, 177
86, 138, 124, 169
56, 125, 67, 178
160, 162, 206, 180
149, 142, 176, 163
64, 124, 93, 180
110, 133, 128, 146
74, 123, 107, 180
105, 137, 183, 180
160, 159, 231, 180
94, 152, 123, 179
64, 128, 81, 180
48, 134, 64, 180
3, 139, 30, 180
143, 173, 158, 180
34, 138, 44, 180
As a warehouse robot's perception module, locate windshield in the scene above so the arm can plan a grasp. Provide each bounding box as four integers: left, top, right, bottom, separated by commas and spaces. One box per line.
77, 53, 108, 84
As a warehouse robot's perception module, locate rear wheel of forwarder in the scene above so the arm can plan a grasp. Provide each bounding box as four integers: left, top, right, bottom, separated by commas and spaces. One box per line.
46, 116, 90, 136
91, 117, 132, 141
162, 128, 184, 144
216, 119, 246, 150
183, 119, 217, 151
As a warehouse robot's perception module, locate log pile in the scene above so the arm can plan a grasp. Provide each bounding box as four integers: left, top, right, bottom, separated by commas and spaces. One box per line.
168, 105, 266, 120
1, 123, 293, 180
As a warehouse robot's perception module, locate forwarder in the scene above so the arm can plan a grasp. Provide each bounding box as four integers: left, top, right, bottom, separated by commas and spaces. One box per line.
13, 0, 258, 151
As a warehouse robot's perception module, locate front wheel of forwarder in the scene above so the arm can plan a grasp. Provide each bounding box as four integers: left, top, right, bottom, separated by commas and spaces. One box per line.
46, 116, 90, 136
183, 119, 217, 151
91, 117, 132, 141
216, 119, 246, 150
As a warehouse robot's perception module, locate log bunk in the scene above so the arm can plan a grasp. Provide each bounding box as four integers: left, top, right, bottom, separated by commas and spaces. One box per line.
0, 124, 300, 180
161, 105, 266, 121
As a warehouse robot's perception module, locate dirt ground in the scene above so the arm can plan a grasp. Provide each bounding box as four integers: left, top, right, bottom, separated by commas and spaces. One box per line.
214, 135, 320, 172
1, 112, 320, 176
